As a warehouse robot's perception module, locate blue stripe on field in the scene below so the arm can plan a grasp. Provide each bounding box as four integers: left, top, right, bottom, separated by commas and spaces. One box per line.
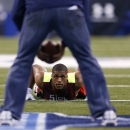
0, 112, 130, 130
25, 113, 38, 130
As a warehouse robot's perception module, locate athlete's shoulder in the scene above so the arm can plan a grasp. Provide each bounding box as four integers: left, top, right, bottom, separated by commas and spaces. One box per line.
43, 72, 52, 82
43, 72, 76, 83
68, 72, 75, 83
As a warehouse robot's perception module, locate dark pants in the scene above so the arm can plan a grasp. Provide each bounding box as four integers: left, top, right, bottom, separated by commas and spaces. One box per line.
1, 7, 114, 119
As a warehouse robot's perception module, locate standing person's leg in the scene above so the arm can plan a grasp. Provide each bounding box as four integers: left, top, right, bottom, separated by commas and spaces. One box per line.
0, 10, 51, 120
56, 7, 115, 118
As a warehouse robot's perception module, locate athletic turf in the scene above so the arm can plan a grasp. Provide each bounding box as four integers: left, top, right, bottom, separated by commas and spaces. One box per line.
0, 36, 130, 129
0, 36, 130, 57
0, 68, 130, 130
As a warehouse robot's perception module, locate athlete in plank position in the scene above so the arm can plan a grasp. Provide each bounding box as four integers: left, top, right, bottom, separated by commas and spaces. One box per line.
26, 63, 86, 100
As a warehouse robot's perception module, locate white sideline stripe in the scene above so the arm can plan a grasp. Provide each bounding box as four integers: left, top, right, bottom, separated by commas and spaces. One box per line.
0, 99, 130, 102
108, 85, 130, 87
1, 84, 130, 87
1, 55, 130, 68
0, 85, 5, 87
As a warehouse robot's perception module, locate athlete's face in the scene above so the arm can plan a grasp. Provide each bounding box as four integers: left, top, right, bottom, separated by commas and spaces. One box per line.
51, 71, 68, 89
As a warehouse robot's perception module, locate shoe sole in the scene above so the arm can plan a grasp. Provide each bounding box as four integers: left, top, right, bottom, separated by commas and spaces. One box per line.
0, 121, 13, 126
101, 119, 117, 126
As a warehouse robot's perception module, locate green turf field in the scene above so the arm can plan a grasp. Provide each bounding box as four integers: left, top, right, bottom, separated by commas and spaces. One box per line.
0, 36, 130, 129
0, 68, 130, 129
0, 36, 130, 57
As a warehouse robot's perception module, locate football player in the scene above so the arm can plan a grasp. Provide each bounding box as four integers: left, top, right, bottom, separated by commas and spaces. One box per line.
26, 63, 87, 100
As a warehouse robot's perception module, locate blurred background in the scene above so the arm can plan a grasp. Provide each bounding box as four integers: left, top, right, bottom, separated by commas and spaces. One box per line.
0, 0, 130, 123
0, 0, 130, 36
0, 0, 130, 68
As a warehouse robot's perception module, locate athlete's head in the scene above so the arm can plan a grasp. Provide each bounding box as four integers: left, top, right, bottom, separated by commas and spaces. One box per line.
51, 63, 68, 90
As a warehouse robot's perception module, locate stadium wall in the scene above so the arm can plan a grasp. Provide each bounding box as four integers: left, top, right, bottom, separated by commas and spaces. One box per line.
0, 0, 130, 36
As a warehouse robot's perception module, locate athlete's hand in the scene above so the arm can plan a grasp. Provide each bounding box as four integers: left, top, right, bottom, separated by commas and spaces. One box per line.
26, 88, 36, 100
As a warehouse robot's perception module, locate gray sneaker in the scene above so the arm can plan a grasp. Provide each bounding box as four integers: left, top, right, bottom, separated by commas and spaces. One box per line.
0, 111, 18, 126
101, 110, 117, 126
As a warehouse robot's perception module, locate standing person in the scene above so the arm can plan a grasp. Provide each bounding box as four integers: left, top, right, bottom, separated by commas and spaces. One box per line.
0, 0, 117, 126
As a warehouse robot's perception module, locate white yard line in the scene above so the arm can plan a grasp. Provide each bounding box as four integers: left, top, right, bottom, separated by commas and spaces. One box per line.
108, 85, 130, 87
1, 55, 130, 68
0, 85, 5, 87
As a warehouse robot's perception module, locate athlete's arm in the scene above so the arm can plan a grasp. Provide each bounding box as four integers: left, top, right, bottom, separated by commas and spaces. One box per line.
75, 68, 84, 96
26, 64, 46, 100
29, 64, 46, 89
